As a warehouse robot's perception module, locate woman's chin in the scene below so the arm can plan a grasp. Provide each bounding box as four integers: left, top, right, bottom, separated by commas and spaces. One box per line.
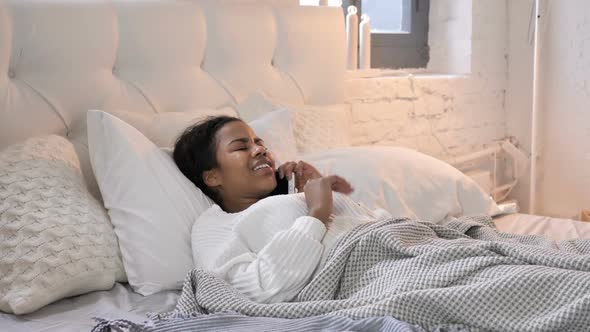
258, 181, 278, 196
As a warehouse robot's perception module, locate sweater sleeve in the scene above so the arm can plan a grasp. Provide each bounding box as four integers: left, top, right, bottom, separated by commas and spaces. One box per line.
195, 215, 326, 304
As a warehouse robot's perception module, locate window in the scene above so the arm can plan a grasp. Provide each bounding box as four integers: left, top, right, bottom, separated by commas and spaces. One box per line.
302, 0, 430, 69
300, 0, 342, 6
361, 0, 412, 34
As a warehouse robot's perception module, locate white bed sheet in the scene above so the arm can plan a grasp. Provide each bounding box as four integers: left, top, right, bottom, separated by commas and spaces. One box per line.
2, 213, 590, 332
0, 283, 179, 332
494, 213, 590, 241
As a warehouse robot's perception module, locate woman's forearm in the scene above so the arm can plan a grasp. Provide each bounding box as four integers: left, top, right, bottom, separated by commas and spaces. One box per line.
206, 216, 326, 304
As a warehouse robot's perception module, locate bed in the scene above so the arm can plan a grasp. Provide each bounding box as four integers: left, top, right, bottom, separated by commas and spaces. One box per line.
0, 284, 179, 332
1, 213, 588, 332
494, 213, 590, 241
2, 1, 590, 332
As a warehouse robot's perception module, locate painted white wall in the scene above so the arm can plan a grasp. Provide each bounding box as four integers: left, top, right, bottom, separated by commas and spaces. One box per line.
506, 0, 535, 213
506, 0, 590, 218
534, 1, 590, 218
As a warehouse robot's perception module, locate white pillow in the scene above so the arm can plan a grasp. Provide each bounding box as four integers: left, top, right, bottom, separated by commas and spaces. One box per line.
302, 146, 500, 223
72, 107, 297, 201
0, 135, 125, 314
235, 93, 352, 155
69, 107, 238, 201
110, 107, 237, 147
112, 108, 297, 164
86, 109, 297, 295
87, 111, 213, 295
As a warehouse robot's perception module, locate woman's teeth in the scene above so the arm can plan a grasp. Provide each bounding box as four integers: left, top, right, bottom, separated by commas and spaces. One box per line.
253, 164, 270, 171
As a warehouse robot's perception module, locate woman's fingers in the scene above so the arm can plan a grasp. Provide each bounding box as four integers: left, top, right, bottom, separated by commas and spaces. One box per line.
281, 164, 290, 179
278, 161, 297, 179
335, 182, 354, 194
296, 161, 305, 178
323, 175, 354, 194
294, 161, 322, 182
294, 161, 307, 191
335, 176, 354, 194
287, 162, 297, 180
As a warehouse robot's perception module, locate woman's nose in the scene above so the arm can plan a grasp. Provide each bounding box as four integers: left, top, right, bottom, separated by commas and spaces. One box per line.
252, 145, 267, 156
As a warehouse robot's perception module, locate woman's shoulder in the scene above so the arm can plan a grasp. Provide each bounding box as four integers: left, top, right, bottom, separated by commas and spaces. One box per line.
194, 204, 234, 230
192, 205, 235, 255
202, 194, 308, 235
198, 204, 226, 219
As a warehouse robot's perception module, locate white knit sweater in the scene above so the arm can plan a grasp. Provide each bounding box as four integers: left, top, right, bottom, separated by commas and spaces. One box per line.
191, 192, 390, 304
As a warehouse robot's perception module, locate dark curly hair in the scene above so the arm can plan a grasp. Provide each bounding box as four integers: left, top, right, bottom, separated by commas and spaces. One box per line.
173, 115, 243, 206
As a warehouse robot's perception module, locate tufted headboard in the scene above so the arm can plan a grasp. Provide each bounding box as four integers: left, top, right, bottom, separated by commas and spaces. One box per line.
0, 0, 345, 149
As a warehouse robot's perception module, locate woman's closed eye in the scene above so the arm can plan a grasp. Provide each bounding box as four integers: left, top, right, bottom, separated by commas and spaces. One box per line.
229, 137, 265, 152
254, 138, 265, 147
239, 146, 265, 152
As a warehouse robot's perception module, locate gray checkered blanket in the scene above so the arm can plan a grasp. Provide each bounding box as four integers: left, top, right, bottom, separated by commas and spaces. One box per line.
154, 216, 590, 332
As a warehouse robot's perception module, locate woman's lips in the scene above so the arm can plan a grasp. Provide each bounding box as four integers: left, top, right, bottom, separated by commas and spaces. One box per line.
254, 166, 274, 175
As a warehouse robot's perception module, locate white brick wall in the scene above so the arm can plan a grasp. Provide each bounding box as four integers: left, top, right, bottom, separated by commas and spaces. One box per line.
345, 74, 506, 160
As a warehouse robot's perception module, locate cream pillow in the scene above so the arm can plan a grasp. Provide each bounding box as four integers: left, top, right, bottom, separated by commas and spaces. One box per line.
0, 135, 125, 314
303, 146, 501, 223
235, 93, 352, 155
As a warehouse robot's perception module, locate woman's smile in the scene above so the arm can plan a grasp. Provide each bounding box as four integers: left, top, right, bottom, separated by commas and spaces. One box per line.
252, 160, 274, 175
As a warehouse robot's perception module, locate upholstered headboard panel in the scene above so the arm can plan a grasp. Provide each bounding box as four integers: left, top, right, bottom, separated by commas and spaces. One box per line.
0, 0, 345, 149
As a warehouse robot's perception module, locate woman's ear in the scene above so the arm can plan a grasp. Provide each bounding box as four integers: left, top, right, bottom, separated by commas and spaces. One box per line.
203, 169, 222, 188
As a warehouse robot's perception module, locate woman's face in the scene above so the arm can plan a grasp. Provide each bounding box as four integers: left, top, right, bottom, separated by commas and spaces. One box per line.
206, 121, 277, 203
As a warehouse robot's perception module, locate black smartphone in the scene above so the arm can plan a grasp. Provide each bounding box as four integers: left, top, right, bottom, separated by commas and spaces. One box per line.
269, 171, 289, 196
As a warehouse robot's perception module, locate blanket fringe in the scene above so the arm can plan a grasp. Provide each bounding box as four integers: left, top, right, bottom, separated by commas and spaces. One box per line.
147, 309, 219, 323
91, 317, 153, 332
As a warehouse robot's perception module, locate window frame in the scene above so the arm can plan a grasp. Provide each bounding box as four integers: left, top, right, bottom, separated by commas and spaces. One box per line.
343, 0, 430, 69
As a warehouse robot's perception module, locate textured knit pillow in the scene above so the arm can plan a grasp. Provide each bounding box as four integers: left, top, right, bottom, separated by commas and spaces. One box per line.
291, 104, 352, 155
234, 93, 352, 155
0, 135, 125, 314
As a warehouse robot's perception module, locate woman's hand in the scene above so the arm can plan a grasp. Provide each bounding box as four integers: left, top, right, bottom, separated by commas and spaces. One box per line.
304, 175, 354, 224
277, 161, 322, 192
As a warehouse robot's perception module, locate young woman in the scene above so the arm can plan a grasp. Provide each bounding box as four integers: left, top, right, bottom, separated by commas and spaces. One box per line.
174, 116, 389, 304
